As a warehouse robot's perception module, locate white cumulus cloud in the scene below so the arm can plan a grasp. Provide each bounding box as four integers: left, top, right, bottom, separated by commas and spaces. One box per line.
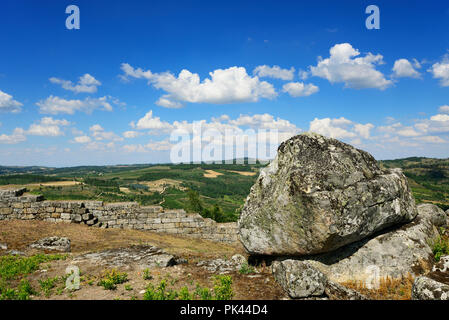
36, 96, 113, 115
282, 82, 319, 97
0, 128, 26, 144
392, 58, 421, 78
121, 64, 277, 108
309, 117, 374, 140
0, 90, 23, 113
253, 65, 295, 80
309, 43, 392, 90
49, 74, 101, 93
428, 55, 449, 87
27, 117, 70, 136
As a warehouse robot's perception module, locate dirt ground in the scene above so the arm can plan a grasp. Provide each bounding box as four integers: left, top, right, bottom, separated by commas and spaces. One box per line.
0, 220, 286, 300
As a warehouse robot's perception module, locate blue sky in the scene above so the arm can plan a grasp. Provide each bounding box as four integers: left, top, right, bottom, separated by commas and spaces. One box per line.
0, 0, 448, 166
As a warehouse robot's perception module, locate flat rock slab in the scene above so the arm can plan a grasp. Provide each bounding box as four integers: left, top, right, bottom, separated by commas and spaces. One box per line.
238, 132, 417, 256
73, 245, 176, 269
30, 236, 71, 252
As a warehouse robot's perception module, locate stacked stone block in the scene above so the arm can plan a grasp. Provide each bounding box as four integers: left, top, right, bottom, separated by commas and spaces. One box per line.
0, 189, 238, 243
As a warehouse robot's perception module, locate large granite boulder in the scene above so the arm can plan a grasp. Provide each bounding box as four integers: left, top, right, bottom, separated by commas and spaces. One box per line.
238, 132, 417, 256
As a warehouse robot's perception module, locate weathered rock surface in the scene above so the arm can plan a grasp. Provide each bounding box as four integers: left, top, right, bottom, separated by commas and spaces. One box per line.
272, 260, 327, 298
30, 237, 71, 252
0, 243, 7, 250
72, 245, 176, 269
238, 132, 417, 256
296, 204, 439, 283
412, 255, 449, 300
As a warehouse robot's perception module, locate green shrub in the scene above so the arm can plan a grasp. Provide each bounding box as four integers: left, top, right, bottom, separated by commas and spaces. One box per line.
0, 254, 65, 281
238, 263, 256, 275
430, 236, 449, 261
142, 268, 153, 280
143, 280, 178, 300
213, 275, 233, 300
39, 276, 60, 297
97, 269, 128, 290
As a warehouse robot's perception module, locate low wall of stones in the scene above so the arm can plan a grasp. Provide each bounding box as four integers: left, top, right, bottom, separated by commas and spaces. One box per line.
0, 188, 238, 244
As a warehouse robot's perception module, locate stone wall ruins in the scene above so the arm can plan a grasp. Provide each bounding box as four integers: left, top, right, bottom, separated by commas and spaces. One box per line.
0, 188, 238, 243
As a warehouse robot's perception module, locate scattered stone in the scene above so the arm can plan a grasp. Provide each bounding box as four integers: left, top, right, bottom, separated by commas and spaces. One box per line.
30, 237, 71, 252
0, 243, 7, 250
272, 260, 327, 299
73, 245, 176, 268
239, 132, 417, 256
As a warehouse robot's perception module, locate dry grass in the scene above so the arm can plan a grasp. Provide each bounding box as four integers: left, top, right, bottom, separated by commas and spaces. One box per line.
227, 170, 257, 176
341, 273, 415, 300
203, 170, 223, 178
0, 220, 243, 260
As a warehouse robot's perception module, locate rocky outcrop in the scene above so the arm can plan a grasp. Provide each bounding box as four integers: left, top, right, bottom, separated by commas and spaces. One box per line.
30, 237, 71, 252
238, 132, 417, 256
